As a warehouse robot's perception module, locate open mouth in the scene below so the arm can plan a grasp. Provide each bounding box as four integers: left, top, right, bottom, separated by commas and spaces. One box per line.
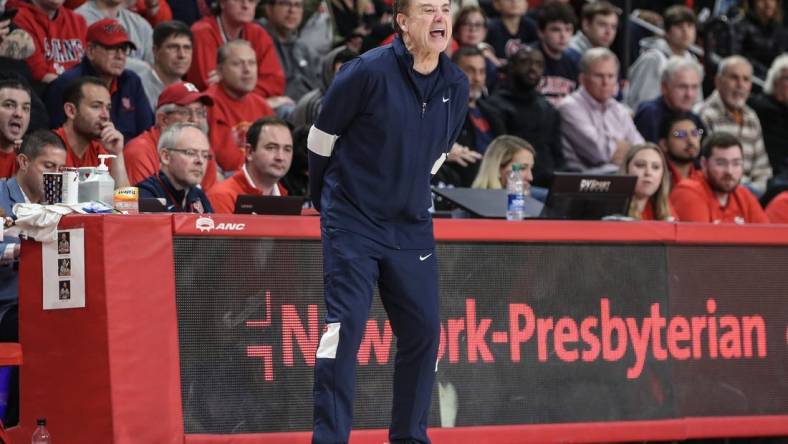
8, 121, 22, 133
430, 29, 446, 38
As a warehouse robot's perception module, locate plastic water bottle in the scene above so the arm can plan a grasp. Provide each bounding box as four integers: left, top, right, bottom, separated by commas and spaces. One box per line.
31, 418, 51, 444
506, 163, 525, 221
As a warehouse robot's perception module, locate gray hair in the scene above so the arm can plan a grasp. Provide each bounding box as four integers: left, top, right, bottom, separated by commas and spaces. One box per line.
764, 54, 788, 95
155, 103, 209, 134
579, 47, 619, 75
155, 103, 178, 115
660, 57, 703, 86
157, 121, 202, 152
716, 55, 752, 79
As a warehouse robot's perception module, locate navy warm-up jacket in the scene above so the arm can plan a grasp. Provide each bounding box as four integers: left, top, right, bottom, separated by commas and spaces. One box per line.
308, 35, 469, 250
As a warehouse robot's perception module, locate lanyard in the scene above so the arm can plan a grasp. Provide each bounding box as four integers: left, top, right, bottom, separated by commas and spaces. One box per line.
157, 176, 187, 211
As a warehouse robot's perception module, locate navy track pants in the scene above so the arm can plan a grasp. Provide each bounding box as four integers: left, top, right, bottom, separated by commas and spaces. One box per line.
312, 227, 440, 444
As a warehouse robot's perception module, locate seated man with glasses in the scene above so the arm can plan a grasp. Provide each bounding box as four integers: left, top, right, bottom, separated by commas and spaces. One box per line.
75, 0, 156, 74
139, 20, 195, 111
670, 131, 768, 224
137, 121, 214, 213
124, 81, 219, 189
44, 18, 154, 142
657, 112, 704, 191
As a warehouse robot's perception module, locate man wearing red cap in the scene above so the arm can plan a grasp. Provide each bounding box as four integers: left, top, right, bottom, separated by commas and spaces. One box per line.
9, 0, 87, 83
44, 18, 154, 143
124, 81, 219, 189
75, 0, 155, 74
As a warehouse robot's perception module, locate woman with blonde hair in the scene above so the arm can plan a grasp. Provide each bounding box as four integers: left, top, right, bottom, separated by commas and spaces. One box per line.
472, 135, 535, 190
619, 143, 676, 221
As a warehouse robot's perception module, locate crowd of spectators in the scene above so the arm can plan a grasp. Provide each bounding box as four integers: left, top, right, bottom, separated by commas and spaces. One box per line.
2, 0, 788, 226
1, 0, 788, 427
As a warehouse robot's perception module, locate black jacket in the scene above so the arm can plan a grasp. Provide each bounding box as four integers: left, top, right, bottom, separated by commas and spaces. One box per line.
749, 93, 788, 175
485, 87, 563, 188
732, 13, 788, 78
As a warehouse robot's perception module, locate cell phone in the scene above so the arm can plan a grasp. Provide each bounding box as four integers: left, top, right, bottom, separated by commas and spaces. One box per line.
0, 8, 18, 22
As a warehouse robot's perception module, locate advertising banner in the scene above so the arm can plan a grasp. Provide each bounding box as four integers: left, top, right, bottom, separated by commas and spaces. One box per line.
173, 238, 788, 435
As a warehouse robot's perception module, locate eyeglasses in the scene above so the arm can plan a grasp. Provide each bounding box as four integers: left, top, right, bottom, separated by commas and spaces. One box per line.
96, 44, 132, 55
273, 0, 303, 8
167, 107, 207, 119
671, 128, 703, 139
167, 148, 213, 161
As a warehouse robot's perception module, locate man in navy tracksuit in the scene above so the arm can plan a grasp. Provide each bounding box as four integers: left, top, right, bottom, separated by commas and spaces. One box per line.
306, 0, 468, 441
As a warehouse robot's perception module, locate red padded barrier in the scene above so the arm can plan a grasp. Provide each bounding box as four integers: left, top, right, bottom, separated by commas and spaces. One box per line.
10, 215, 182, 444
8, 215, 788, 443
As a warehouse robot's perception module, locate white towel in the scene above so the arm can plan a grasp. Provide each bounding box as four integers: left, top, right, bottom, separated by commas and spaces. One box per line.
12, 204, 77, 243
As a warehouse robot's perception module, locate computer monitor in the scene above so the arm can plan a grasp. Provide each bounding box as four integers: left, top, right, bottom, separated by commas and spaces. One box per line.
540, 173, 637, 220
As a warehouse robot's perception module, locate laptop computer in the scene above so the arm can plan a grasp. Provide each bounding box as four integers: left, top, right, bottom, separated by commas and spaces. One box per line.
233, 195, 304, 215
431, 187, 544, 219
540, 172, 636, 220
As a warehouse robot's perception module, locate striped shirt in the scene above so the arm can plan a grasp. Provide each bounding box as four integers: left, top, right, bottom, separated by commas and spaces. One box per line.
696, 90, 772, 194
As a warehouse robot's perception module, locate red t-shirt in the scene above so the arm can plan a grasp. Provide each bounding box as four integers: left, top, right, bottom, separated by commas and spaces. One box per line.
124, 127, 161, 186
124, 126, 219, 190
0, 150, 17, 179
206, 83, 274, 173
638, 200, 678, 221
670, 176, 769, 224
765, 191, 788, 224
187, 17, 285, 99
206, 167, 287, 214
667, 160, 703, 191
10, 0, 87, 81
54, 127, 112, 169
